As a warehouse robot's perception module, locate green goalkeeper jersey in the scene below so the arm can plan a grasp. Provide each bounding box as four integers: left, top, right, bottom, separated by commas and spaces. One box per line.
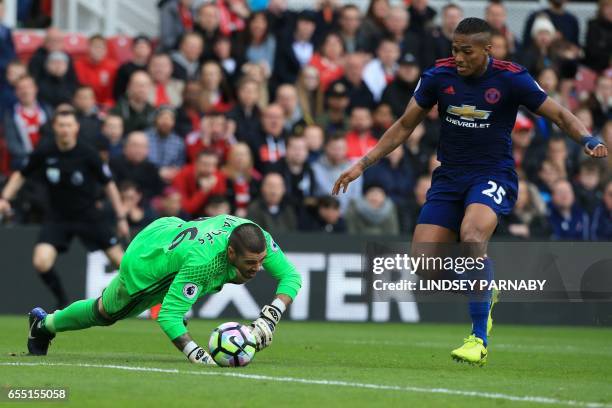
119, 215, 301, 340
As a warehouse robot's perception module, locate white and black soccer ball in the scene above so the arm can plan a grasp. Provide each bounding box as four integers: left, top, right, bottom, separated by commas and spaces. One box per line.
208, 322, 257, 367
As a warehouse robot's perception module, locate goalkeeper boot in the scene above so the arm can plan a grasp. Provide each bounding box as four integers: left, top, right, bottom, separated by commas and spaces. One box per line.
451, 335, 487, 366
27, 307, 55, 356
487, 288, 499, 336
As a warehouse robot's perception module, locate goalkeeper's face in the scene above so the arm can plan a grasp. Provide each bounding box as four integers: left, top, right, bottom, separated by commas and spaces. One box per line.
228, 247, 267, 283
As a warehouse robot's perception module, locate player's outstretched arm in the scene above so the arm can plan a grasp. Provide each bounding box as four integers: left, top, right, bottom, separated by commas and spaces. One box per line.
536, 97, 608, 158
172, 332, 216, 365
332, 97, 429, 195
0, 171, 25, 215
252, 234, 301, 351
158, 264, 217, 365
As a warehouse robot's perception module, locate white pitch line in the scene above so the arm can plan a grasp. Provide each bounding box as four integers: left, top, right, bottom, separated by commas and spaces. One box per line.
2, 362, 611, 407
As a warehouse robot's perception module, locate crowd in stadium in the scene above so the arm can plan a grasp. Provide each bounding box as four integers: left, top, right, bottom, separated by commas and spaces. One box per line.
0, 0, 610, 241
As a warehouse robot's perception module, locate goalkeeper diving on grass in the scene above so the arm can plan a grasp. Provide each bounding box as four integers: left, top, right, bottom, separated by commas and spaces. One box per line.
27, 215, 302, 366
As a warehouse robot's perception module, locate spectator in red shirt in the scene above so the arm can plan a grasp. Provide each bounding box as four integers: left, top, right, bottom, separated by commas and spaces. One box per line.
4, 75, 52, 170
217, 0, 249, 36
173, 149, 227, 217
345, 106, 377, 160
74, 34, 119, 108
309, 31, 345, 91
185, 111, 236, 163
222, 142, 261, 217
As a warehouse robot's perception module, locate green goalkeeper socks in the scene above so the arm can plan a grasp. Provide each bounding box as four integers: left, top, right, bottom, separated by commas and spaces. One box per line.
44, 298, 108, 334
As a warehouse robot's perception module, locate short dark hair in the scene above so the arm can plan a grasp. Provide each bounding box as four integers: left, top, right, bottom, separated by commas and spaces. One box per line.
206, 194, 230, 207
286, 133, 305, 147
75, 85, 94, 94
196, 149, 219, 161
132, 35, 151, 47
52, 108, 77, 124
454, 17, 492, 36
378, 36, 399, 48
89, 34, 105, 43
325, 132, 346, 145
579, 159, 602, 174
318, 195, 340, 209
229, 223, 266, 255
341, 4, 360, 14
15, 74, 35, 87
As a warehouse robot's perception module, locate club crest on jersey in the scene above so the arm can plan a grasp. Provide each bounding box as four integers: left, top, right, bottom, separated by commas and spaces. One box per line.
484, 88, 501, 104
46, 167, 60, 184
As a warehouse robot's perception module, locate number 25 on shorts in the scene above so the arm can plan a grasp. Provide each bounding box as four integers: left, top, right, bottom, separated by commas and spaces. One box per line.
481, 180, 506, 205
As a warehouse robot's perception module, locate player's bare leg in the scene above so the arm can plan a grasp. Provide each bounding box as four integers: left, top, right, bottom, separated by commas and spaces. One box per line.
412, 223, 458, 244
411, 224, 457, 282
33, 243, 68, 309
451, 203, 498, 365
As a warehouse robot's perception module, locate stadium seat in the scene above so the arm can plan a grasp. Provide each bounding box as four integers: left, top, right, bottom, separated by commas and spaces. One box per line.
107, 35, 133, 64
12, 31, 44, 63
63, 33, 89, 61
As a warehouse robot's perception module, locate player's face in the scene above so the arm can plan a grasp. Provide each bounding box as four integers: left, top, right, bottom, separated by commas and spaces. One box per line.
229, 248, 267, 283
451, 33, 491, 77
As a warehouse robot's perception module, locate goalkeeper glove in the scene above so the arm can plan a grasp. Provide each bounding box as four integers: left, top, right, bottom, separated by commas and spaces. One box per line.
250, 300, 285, 351
182, 341, 216, 366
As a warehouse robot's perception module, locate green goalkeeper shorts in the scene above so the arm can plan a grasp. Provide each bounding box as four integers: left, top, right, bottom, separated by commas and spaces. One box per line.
100, 273, 168, 322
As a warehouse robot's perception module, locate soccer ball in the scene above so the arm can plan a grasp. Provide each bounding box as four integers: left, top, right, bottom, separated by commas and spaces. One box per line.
208, 322, 257, 367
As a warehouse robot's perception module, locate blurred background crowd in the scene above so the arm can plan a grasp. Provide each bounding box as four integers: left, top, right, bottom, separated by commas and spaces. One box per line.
0, 0, 610, 241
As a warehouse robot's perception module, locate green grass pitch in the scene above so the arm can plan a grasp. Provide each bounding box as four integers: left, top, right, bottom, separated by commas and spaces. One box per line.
1, 316, 611, 408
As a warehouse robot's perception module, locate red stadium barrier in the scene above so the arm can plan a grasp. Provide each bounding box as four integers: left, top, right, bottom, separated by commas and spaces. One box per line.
107, 35, 134, 64
63, 33, 89, 61
13, 31, 44, 63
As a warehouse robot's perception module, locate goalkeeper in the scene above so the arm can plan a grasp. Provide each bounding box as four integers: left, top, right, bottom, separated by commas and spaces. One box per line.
27, 215, 302, 365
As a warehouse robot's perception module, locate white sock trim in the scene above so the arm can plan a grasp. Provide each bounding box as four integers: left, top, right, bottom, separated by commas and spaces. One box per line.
271, 298, 286, 314
182, 341, 199, 358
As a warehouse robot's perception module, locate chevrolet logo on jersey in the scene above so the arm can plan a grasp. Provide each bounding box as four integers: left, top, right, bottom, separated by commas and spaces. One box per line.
447, 105, 491, 121
445, 105, 492, 128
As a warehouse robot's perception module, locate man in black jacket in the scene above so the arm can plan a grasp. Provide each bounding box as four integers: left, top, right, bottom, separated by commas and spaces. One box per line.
381, 53, 421, 119
109, 131, 164, 202
273, 10, 317, 86
113, 35, 152, 100
28, 28, 78, 85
